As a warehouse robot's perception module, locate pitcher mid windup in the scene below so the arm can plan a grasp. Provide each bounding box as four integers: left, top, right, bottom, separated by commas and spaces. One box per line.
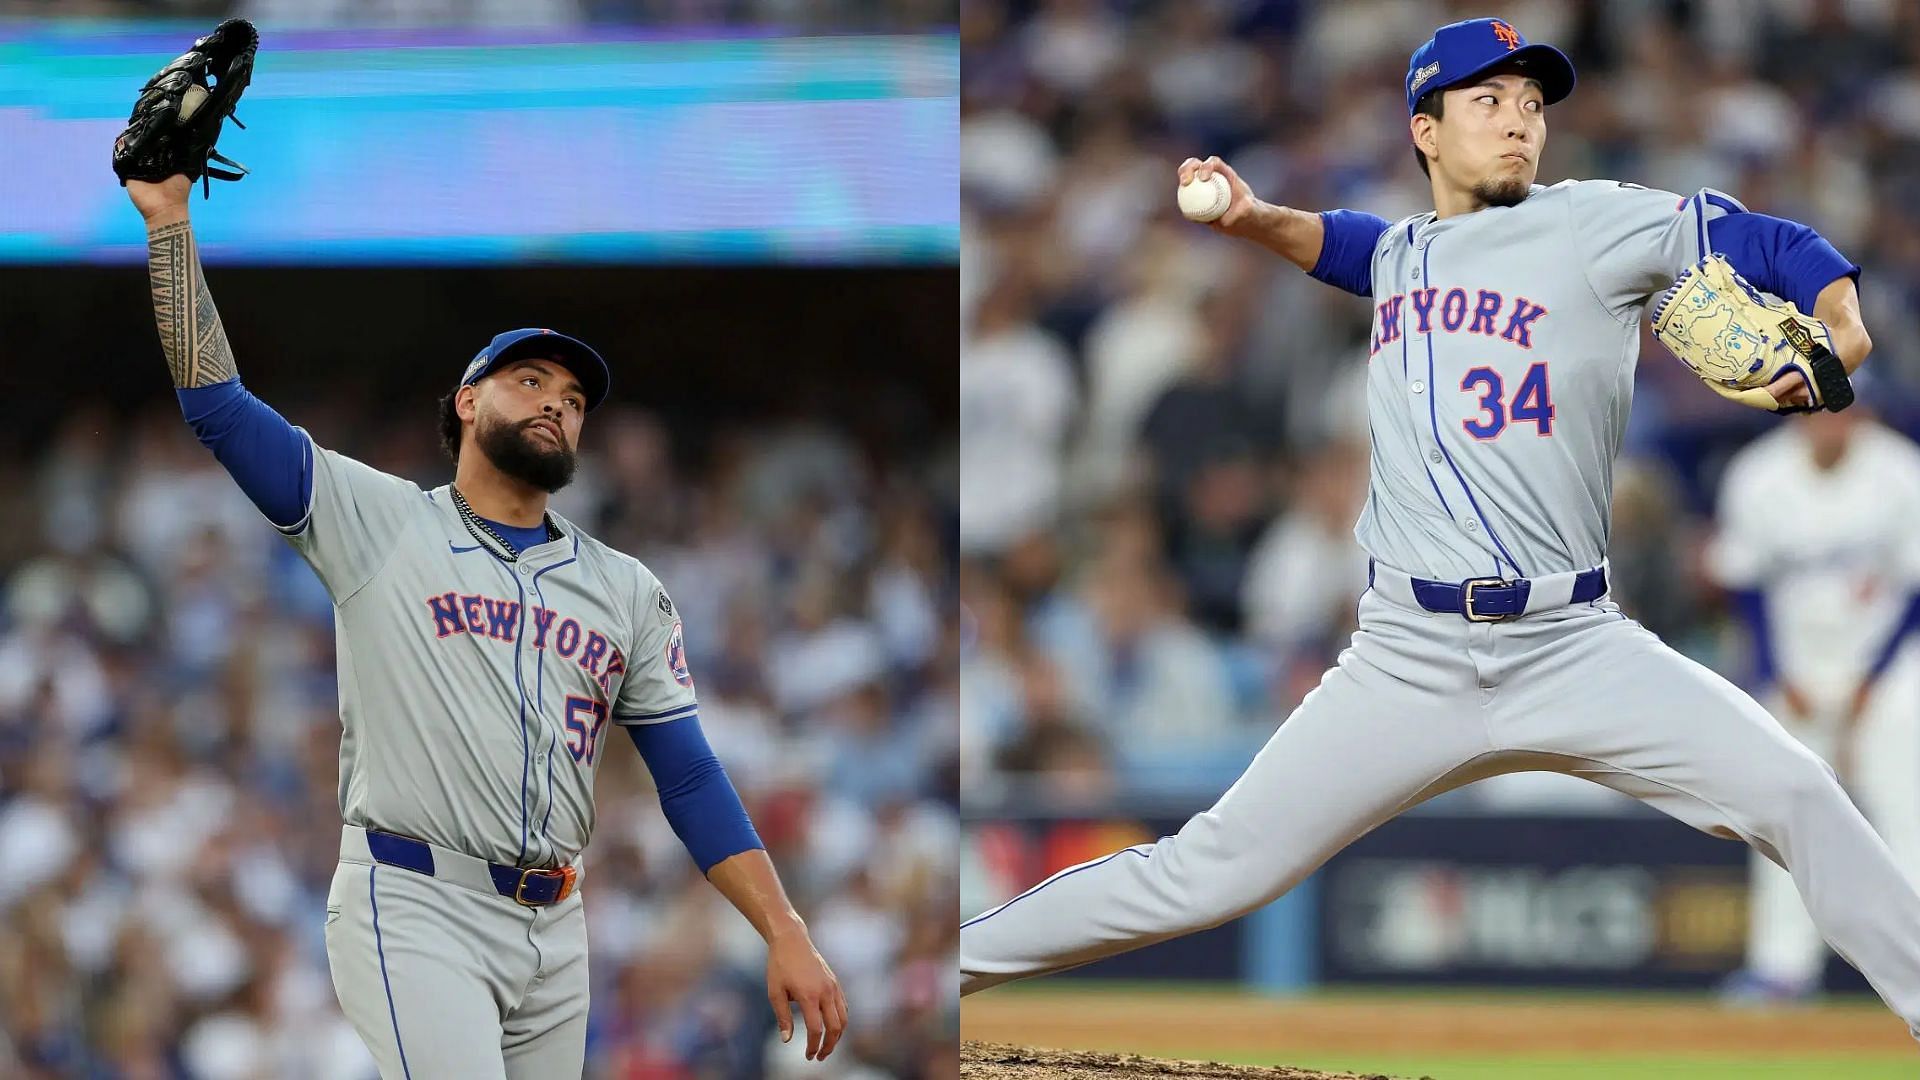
960, 15, 1920, 1043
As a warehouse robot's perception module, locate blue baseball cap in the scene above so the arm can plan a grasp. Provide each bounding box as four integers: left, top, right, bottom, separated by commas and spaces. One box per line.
1406, 17, 1576, 116
459, 328, 610, 411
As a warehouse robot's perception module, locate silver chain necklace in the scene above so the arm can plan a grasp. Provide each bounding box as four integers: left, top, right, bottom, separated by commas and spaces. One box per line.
450, 484, 560, 561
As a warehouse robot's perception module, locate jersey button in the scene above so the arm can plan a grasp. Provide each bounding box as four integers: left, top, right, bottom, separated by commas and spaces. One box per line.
1410, 380, 1425, 394
1429, 450, 1443, 464
519, 563, 533, 576
1412, 268, 1421, 280
1463, 519, 1479, 532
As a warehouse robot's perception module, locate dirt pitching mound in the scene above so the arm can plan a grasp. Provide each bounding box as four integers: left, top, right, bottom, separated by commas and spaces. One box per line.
960, 1042, 1427, 1080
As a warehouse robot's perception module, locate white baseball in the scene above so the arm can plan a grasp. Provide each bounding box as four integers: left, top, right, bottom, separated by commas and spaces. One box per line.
1178, 173, 1232, 223
179, 85, 209, 122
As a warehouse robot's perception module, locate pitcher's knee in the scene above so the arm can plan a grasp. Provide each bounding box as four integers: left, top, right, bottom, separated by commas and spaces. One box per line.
1145, 832, 1301, 934
1784, 751, 1845, 807
1751, 747, 1849, 839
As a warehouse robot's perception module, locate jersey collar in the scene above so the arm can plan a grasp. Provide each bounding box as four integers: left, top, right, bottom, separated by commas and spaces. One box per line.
1416, 182, 1548, 238
436, 485, 571, 565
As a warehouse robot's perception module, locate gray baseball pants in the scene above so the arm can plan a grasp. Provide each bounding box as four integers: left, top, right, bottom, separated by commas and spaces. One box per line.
961, 583, 1920, 1040
325, 824, 590, 1078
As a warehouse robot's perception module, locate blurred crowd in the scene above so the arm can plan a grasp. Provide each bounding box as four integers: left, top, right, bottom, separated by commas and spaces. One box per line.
5, 0, 952, 30
960, 0, 1920, 806
0, 394, 959, 1078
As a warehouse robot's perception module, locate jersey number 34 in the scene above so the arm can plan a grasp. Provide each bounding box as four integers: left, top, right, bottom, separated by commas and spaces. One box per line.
1461, 362, 1554, 439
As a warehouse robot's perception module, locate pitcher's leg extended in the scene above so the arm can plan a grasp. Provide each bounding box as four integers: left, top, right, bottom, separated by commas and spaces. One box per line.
962, 597, 1495, 995
1508, 614, 1920, 1036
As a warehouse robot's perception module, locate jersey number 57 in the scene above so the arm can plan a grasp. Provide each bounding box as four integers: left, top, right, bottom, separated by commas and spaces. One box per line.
564, 696, 611, 765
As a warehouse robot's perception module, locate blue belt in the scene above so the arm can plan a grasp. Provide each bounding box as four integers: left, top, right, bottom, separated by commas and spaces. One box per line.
1410, 568, 1607, 622
365, 829, 576, 906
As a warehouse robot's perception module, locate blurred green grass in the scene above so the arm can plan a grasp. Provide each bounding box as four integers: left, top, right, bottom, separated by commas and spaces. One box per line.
1207, 1053, 1915, 1079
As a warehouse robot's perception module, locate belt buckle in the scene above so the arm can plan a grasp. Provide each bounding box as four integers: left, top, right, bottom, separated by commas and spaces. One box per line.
1461, 577, 1513, 622
513, 865, 576, 906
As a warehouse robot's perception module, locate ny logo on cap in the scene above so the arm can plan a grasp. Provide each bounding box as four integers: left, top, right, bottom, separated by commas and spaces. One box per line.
1491, 20, 1520, 50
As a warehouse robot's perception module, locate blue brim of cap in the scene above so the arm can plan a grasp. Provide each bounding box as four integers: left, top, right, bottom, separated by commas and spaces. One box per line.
1450, 42, 1577, 108
472, 332, 611, 411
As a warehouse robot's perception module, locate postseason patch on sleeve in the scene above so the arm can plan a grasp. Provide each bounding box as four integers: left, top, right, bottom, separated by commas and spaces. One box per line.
656, 587, 675, 619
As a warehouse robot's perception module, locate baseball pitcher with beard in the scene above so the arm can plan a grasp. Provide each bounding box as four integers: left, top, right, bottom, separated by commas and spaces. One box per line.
119, 27, 845, 1077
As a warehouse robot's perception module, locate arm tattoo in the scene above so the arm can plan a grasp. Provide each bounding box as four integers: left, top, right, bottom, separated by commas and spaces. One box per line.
146, 220, 238, 388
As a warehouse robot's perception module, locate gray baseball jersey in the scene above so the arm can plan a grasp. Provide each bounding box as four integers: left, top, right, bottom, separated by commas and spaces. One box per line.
1358, 179, 1736, 580
960, 179, 1920, 1040
284, 431, 695, 870
284, 432, 695, 1078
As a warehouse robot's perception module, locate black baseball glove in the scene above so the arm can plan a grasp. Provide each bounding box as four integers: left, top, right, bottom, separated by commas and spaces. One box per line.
112, 18, 258, 197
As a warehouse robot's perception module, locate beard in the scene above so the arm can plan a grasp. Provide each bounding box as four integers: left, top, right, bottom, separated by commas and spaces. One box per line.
1472, 173, 1531, 208
475, 411, 577, 493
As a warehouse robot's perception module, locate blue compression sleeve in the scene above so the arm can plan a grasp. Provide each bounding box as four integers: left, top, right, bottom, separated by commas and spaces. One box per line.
1311, 210, 1391, 297
177, 378, 313, 529
1707, 212, 1860, 314
624, 713, 763, 873
1866, 593, 1920, 680
1731, 589, 1779, 688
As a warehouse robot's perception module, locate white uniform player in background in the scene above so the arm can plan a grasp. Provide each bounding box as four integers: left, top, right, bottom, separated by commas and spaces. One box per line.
1711, 404, 1920, 1001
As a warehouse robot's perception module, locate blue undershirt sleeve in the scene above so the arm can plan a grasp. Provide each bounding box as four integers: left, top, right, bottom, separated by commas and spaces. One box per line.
1866, 593, 1920, 681
177, 377, 313, 530
1311, 209, 1391, 298
1706, 211, 1860, 315
1730, 588, 1779, 689
625, 713, 764, 874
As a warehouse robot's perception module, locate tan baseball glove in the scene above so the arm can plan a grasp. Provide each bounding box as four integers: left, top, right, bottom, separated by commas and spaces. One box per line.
1651, 254, 1854, 413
